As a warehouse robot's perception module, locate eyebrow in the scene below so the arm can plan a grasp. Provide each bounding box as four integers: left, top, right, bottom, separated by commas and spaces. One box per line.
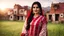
33, 7, 39, 8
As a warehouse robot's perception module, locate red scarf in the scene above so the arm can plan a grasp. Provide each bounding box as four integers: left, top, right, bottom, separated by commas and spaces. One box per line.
28, 15, 47, 36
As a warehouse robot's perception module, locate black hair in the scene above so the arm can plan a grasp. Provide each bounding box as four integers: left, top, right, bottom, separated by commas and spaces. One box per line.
26, 1, 43, 30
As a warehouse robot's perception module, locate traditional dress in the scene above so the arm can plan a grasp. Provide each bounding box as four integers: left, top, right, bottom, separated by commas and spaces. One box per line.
21, 15, 47, 36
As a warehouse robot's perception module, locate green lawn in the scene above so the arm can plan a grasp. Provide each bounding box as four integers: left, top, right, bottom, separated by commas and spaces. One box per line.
0, 21, 64, 36
47, 22, 64, 36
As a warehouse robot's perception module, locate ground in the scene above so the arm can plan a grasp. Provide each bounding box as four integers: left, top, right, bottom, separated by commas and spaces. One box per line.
0, 21, 64, 36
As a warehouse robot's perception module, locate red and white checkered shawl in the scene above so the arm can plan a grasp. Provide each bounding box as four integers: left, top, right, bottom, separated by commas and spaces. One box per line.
21, 15, 47, 36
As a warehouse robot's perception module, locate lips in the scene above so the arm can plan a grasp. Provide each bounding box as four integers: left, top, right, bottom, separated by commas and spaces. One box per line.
35, 10, 37, 12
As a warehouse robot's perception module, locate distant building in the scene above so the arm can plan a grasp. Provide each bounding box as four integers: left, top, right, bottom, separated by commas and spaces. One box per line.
46, 2, 64, 23
8, 4, 29, 21
0, 8, 12, 20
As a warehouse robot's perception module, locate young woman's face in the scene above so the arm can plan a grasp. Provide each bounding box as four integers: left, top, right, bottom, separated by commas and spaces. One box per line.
33, 4, 40, 14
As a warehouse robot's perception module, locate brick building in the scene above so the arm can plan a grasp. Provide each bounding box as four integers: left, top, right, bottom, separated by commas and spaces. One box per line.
46, 2, 64, 23
8, 4, 29, 21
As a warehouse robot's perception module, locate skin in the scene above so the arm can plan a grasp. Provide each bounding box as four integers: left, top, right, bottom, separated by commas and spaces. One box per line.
33, 4, 40, 17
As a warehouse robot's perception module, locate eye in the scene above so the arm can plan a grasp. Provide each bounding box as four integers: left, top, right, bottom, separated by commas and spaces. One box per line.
33, 7, 39, 8
33, 7, 35, 8
36, 7, 39, 8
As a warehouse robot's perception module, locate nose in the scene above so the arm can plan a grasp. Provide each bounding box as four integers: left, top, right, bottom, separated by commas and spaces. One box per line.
34, 7, 37, 10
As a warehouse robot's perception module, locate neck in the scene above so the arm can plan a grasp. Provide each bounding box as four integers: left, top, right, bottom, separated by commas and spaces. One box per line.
34, 13, 40, 18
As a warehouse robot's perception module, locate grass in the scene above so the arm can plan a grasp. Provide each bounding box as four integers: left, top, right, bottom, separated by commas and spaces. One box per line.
47, 22, 64, 36
0, 20, 64, 36
0, 21, 24, 36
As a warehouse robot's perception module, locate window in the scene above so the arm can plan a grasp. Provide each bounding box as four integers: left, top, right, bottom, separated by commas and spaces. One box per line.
19, 9, 23, 14
14, 11, 17, 14
53, 4, 59, 10
60, 13, 63, 17
15, 11, 16, 13
11, 16, 12, 18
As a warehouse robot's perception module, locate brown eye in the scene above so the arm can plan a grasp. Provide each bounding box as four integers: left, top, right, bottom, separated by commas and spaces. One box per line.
33, 7, 35, 8
33, 7, 39, 8
36, 7, 39, 8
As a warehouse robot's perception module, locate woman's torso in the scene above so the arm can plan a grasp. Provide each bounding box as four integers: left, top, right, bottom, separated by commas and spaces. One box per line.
28, 15, 44, 36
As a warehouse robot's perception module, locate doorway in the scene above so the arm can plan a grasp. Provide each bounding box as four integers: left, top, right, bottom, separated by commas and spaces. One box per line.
49, 15, 52, 21
55, 14, 59, 21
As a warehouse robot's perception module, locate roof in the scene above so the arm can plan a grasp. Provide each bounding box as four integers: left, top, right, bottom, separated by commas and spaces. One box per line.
50, 2, 64, 14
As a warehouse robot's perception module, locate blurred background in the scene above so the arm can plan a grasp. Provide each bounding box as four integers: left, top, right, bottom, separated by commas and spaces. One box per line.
0, 0, 64, 36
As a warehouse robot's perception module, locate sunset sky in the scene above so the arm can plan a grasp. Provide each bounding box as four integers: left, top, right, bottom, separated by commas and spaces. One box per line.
0, 0, 64, 8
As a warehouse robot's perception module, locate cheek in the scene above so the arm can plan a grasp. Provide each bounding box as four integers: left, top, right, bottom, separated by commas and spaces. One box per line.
33, 8, 35, 11
37, 8, 40, 11
33, 8, 40, 11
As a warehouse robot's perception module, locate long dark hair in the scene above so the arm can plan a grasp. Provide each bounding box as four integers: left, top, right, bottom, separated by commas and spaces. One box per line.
26, 1, 43, 30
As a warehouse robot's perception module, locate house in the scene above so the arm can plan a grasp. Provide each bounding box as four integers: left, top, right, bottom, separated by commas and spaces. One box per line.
0, 8, 12, 20
8, 4, 28, 21
46, 2, 64, 23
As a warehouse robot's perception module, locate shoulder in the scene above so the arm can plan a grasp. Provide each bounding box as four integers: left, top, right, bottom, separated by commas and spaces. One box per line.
41, 15, 47, 23
40, 15, 46, 20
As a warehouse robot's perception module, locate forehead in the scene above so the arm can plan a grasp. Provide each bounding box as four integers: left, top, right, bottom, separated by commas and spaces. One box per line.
33, 4, 38, 7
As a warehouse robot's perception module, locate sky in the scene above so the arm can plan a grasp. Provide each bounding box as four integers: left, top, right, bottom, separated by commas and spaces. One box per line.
0, 0, 64, 8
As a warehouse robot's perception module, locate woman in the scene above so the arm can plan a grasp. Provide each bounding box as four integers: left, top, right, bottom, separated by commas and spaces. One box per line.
21, 1, 47, 36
